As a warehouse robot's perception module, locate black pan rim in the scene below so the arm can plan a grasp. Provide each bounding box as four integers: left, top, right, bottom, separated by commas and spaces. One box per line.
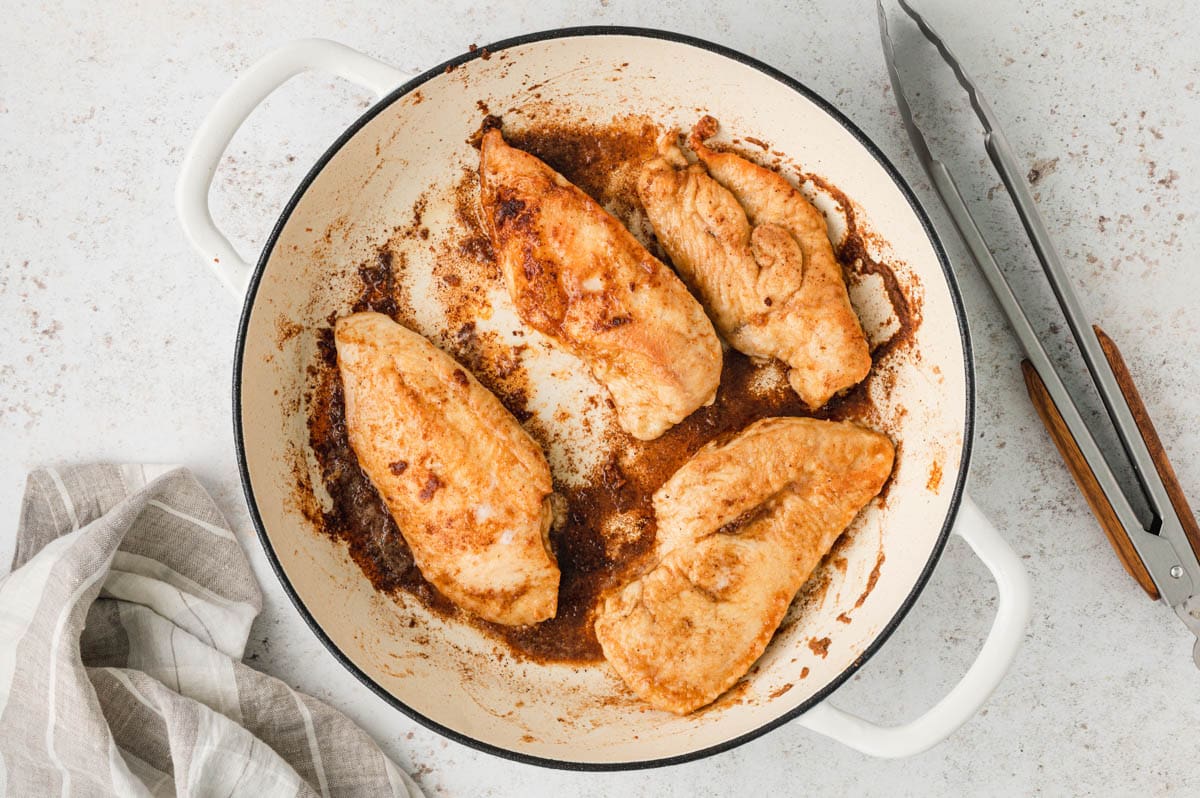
232, 24, 976, 772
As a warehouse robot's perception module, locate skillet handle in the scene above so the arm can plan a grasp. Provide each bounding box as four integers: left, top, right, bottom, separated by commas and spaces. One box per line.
797, 493, 1031, 758
175, 39, 405, 297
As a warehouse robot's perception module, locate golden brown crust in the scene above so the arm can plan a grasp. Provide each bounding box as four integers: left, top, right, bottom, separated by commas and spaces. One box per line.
479, 127, 723, 441
335, 311, 559, 625
637, 118, 871, 410
594, 417, 894, 714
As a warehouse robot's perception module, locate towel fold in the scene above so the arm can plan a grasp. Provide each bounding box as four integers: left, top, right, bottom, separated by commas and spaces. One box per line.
0, 464, 423, 797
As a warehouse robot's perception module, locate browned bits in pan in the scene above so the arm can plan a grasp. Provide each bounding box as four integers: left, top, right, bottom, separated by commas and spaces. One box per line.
301, 115, 920, 663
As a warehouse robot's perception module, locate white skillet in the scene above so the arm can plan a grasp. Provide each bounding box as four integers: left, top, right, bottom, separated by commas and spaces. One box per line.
177, 28, 1031, 768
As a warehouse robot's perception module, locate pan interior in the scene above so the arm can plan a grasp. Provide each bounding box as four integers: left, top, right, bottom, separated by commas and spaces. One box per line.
237, 31, 968, 766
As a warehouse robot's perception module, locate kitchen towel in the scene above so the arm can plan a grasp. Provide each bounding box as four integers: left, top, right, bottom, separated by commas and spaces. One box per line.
0, 464, 424, 797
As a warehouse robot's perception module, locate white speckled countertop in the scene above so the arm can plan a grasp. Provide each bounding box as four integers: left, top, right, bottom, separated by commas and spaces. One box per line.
3, 1, 1198, 794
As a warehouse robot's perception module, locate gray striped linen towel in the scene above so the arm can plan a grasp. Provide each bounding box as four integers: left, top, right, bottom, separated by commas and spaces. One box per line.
0, 464, 424, 797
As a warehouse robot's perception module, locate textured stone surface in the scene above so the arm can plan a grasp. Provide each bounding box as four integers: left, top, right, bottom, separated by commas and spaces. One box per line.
2, 1, 1198, 794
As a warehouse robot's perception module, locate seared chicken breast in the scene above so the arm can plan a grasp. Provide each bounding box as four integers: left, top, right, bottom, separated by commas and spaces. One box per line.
638, 117, 871, 409
594, 417, 894, 714
479, 126, 723, 441
335, 312, 559, 625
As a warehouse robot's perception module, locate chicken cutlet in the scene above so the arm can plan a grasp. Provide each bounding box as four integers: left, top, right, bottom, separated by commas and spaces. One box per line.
335, 311, 559, 626
479, 124, 723, 441
594, 417, 894, 714
637, 117, 871, 409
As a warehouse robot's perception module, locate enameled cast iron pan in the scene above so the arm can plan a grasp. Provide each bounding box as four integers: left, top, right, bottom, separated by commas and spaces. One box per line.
177, 28, 1031, 769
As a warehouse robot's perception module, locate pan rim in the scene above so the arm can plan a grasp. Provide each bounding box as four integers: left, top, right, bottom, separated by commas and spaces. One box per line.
232, 24, 975, 771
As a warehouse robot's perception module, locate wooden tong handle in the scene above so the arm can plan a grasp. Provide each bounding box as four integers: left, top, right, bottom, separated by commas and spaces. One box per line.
1093, 326, 1200, 565
1020, 359, 1160, 598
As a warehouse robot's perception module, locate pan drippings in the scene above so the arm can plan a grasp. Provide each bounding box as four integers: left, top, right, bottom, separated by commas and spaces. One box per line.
302, 114, 919, 664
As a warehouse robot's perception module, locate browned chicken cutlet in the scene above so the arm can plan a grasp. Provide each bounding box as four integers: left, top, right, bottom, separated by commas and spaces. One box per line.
335, 311, 559, 626
594, 417, 894, 714
637, 117, 871, 409
479, 125, 723, 441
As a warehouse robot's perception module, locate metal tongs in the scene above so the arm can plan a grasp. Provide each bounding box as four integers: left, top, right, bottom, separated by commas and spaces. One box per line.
878, 0, 1200, 666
